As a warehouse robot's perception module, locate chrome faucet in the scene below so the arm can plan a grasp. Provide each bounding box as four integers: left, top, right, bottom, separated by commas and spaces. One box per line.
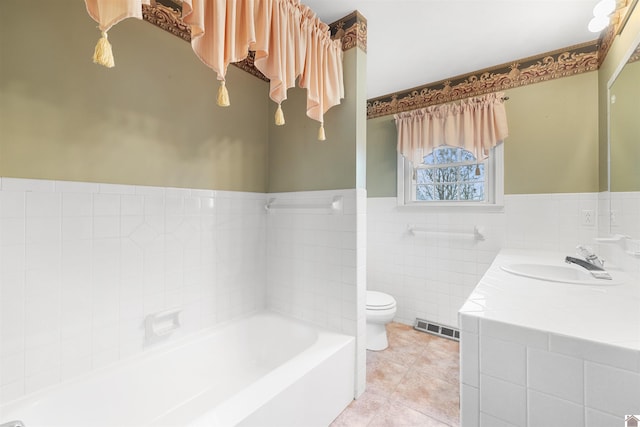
575, 245, 605, 269
565, 245, 611, 280
0, 421, 26, 427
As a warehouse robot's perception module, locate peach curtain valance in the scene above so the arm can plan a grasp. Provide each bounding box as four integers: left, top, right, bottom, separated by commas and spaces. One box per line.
394, 92, 509, 165
84, 0, 344, 140
84, 0, 151, 68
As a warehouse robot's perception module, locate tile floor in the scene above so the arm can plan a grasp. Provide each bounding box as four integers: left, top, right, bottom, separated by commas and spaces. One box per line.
331, 322, 460, 427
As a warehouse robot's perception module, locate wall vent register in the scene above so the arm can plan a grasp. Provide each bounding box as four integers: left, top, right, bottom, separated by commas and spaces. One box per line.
414, 318, 460, 341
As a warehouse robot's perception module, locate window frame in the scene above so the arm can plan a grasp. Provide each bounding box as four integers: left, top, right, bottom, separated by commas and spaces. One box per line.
397, 143, 504, 210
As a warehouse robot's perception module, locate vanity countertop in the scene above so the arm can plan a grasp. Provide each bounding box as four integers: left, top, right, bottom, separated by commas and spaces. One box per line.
459, 249, 640, 350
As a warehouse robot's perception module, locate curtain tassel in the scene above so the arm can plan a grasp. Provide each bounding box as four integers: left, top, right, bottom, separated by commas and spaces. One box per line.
275, 104, 285, 125
318, 123, 326, 141
475, 164, 481, 176
93, 31, 115, 68
217, 81, 230, 107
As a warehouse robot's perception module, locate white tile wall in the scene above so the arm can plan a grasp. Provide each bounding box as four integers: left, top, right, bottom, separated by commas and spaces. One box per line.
527, 390, 584, 427
585, 362, 640, 416
368, 192, 600, 327
480, 412, 518, 427
265, 188, 367, 396
0, 178, 268, 401
266, 190, 358, 330
610, 192, 640, 242
460, 313, 640, 427
480, 374, 527, 426
527, 348, 584, 404
585, 407, 624, 427
599, 191, 640, 278
480, 335, 526, 385
461, 383, 479, 427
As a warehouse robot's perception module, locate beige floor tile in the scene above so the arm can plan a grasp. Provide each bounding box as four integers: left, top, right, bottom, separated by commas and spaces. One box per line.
331, 322, 460, 427
367, 401, 452, 427
374, 337, 425, 367
412, 345, 460, 385
330, 390, 390, 427
425, 335, 459, 354
366, 356, 408, 396
391, 371, 460, 426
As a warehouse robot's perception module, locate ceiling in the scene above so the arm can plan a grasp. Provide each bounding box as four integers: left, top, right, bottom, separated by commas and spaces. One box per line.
302, 0, 603, 99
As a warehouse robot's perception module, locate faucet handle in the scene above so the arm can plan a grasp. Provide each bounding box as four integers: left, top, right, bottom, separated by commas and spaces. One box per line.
576, 244, 592, 257
576, 245, 605, 268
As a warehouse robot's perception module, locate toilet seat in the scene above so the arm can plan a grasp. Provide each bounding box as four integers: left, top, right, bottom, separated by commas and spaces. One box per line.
366, 291, 396, 311
366, 291, 397, 351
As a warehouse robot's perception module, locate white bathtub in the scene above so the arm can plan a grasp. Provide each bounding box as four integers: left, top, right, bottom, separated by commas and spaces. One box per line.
0, 312, 355, 427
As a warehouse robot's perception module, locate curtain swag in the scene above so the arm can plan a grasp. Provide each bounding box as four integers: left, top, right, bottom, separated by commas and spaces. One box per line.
394, 92, 509, 165
84, 0, 345, 141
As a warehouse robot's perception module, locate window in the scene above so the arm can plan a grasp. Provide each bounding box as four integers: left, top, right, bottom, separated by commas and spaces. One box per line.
397, 144, 503, 208
416, 146, 485, 202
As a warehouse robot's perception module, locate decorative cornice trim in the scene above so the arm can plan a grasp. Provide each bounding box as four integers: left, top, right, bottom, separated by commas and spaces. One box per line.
596, 0, 635, 67
142, 3, 190, 42
629, 43, 640, 63
367, 41, 599, 119
599, 0, 639, 65
330, 11, 367, 52
232, 51, 270, 82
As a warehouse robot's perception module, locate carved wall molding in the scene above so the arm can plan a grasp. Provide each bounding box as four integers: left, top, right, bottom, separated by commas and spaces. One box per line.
367, 42, 599, 119
329, 11, 367, 52
630, 43, 640, 63
599, 0, 639, 66
142, 3, 190, 42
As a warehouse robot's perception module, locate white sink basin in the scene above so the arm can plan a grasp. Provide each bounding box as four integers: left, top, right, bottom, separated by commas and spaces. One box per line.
500, 263, 623, 285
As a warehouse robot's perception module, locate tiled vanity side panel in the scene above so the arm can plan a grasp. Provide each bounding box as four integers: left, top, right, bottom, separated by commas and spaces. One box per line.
459, 315, 640, 426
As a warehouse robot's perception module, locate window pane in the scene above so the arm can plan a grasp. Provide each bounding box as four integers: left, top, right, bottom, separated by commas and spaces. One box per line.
416, 169, 433, 184
434, 183, 458, 200
472, 182, 485, 200
459, 149, 476, 161
458, 183, 485, 201
434, 167, 458, 183
416, 184, 436, 200
459, 165, 476, 179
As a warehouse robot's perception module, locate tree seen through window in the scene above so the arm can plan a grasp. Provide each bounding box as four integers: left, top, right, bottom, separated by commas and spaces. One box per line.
415, 146, 485, 201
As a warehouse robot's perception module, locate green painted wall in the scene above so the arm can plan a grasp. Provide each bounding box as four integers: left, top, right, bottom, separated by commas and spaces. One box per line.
366, 116, 397, 197
0, 1, 269, 192
366, 71, 599, 197
267, 47, 367, 192
504, 72, 598, 194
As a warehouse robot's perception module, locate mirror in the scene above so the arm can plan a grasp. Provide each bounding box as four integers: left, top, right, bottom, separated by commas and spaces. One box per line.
608, 36, 640, 240
610, 46, 640, 192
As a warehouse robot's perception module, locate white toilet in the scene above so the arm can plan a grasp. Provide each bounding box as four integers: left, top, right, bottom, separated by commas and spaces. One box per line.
366, 291, 397, 351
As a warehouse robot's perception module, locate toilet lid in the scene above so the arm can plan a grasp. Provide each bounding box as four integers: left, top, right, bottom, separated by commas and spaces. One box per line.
367, 291, 396, 310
